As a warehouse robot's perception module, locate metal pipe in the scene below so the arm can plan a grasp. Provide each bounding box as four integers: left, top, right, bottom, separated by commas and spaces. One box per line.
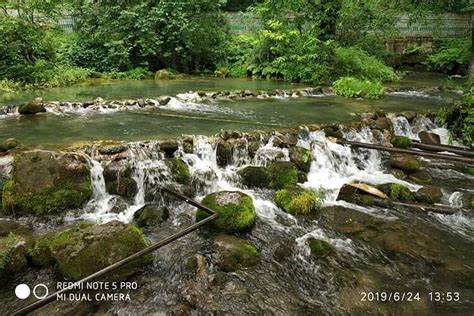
411, 142, 474, 157
13, 188, 218, 316
337, 139, 474, 164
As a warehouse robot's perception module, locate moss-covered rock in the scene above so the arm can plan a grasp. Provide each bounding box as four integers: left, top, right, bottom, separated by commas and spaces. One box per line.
267, 161, 298, 189
289, 147, 312, 172
415, 186, 442, 204
164, 158, 191, 185
133, 205, 169, 227
216, 139, 232, 167
213, 234, 259, 272
0, 138, 20, 152
378, 183, 414, 202
238, 166, 271, 188
274, 186, 324, 215
0, 220, 30, 237
18, 102, 46, 115
2, 151, 92, 216
307, 238, 335, 257
104, 161, 137, 200
0, 233, 30, 278
389, 153, 421, 172
408, 170, 433, 185
196, 191, 256, 233
390, 168, 407, 180
43, 221, 151, 281
418, 131, 441, 145
466, 193, 474, 210
372, 117, 393, 133
391, 136, 412, 149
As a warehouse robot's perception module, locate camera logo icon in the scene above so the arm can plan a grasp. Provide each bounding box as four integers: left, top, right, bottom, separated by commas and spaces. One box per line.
15, 283, 49, 300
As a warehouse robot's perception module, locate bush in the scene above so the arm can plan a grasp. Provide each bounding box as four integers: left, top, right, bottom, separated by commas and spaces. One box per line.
426, 38, 470, 74
333, 77, 385, 99
438, 89, 474, 148
334, 46, 399, 82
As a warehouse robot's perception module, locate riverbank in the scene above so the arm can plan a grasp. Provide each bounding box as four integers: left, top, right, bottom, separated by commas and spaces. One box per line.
1, 111, 473, 314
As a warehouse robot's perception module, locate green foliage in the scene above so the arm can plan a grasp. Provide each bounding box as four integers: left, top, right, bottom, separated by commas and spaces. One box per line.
426, 38, 470, 74
333, 77, 386, 99
438, 89, 474, 148
71, 0, 229, 73
334, 47, 399, 82
307, 238, 335, 257
379, 183, 414, 202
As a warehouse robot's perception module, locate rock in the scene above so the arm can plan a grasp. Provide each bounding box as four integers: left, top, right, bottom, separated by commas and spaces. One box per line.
289, 147, 312, 172
137, 98, 146, 107
238, 166, 270, 188
372, 117, 393, 133
273, 241, 294, 261
400, 111, 417, 123
307, 238, 335, 257
196, 191, 256, 233
415, 186, 442, 204
94, 97, 104, 105
2, 151, 92, 216
408, 170, 433, 184
337, 184, 380, 206
44, 221, 151, 281
216, 139, 232, 167
164, 158, 191, 185
378, 183, 414, 202
159, 139, 179, 157
297, 171, 308, 183
274, 186, 324, 215
213, 235, 259, 272
391, 136, 412, 149
158, 96, 171, 106
267, 161, 298, 189
418, 131, 441, 145
323, 126, 344, 139
390, 168, 407, 180
18, 102, 46, 115
185, 254, 206, 277
104, 162, 137, 200
465, 193, 474, 210
98, 143, 128, 155
389, 153, 421, 172
271, 133, 298, 148
0, 138, 20, 152
0, 233, 30, 278
133, 205, 169, 227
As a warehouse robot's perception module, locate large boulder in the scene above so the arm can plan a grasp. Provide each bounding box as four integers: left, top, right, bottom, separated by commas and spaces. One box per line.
216, 139, 232, 167
196, 191, 256, 233
274, 186, 324, 216
164, 158, 191, 185
289, 147, 312, 172
415, 186, 442, 204
104, 161, 137, 201
213, 234, 259, 272
2, 151, 92, 216
0, 138, 20, 153
32, 221, 151, 281
238, 166, 271, 188
267, 161, 298, 189
389, 153, 421, 172
159, 139, 179, 157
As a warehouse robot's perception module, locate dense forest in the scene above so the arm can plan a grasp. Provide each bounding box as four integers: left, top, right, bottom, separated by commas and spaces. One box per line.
0, 0, 473, 145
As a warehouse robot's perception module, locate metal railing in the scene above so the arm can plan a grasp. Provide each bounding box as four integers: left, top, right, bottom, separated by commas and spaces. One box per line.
13, 187, 218, 316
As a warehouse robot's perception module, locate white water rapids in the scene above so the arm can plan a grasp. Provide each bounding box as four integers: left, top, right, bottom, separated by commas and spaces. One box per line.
75, 116, 473, 244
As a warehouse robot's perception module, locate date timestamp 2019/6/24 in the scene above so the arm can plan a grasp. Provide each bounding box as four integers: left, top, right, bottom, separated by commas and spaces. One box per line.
360, 291, 461, 302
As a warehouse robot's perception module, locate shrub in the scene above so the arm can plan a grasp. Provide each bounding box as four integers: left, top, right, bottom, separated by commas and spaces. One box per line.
334, 46, 399, 82
426, 38, 470, 74
333, 77, 385, 99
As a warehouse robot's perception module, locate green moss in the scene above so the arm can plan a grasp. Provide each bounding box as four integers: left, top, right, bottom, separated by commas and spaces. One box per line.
391, 136, 413, 149
164, 158, 191, 184
308, 238, 335, 257
274, 186, 325, 215
378, 183, 414, 202
18, 103, 46, 115
196, 191, 256, 233
0, 233, 29, 277
238, 166, 271, 188
213, 235, 259, 272
267, 161, 298, 189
